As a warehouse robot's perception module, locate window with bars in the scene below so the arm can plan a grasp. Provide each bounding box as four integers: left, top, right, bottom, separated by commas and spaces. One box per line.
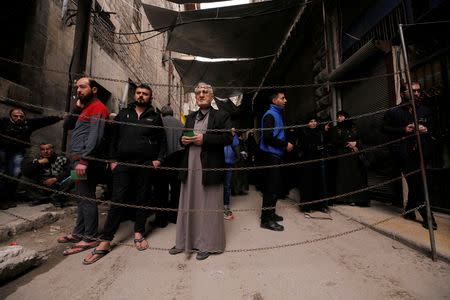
92, 2, 116, 58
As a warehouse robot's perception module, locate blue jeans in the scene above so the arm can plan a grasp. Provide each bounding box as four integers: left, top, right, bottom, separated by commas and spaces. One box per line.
0, 148, 25, 201
223, 163, 233, 207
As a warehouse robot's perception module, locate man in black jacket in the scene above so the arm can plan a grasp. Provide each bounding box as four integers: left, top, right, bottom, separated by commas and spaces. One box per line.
169, 82, 232, 260
383, 82, 437, 230
0, 109, 63, 209
83, 84, 166, 264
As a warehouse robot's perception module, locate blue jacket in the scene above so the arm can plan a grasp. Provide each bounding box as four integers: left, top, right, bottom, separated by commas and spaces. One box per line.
260, 104, 286, 157
224, 134, 239, 164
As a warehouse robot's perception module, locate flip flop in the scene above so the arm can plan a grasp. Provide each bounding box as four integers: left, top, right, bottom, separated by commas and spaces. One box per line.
134, 238, 149, 251
57, 235, 81, 243
82, 249, 110, 265
62, 242, 99, 256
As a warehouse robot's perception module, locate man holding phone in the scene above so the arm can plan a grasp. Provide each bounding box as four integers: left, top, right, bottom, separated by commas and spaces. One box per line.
58, 77, 109, 254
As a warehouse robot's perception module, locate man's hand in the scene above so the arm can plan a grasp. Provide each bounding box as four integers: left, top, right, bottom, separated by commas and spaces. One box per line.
75, 99, 84, 109
192, 133, 204, 146
418, 124, 427, 133
43, 178, 58, 186
346, 141, 357, 148
405, 123, 415, 133
38, 158, 49, 164
346, 141, 358, 151
75, 163, 88, 178
181, 135, 193, 145
181, 133, 203, 146
110, 162, 118, 171
286, 142, 294, 152
152, 160, 161, 168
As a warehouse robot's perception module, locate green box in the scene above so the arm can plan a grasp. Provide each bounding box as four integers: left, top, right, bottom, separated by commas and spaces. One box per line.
183, 131, 196, 137
70, 170, 87, 180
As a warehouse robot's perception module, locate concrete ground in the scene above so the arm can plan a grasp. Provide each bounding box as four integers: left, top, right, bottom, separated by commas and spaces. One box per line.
0, 187, 449, 299
333, 201, 450, 262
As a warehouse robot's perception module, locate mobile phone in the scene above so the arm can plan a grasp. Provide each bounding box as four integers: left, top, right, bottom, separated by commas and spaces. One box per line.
70, 170, 87, 180
183, 131, 196, 137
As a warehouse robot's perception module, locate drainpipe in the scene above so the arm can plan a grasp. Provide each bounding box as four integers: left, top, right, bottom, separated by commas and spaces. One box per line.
121, 81, 130, 109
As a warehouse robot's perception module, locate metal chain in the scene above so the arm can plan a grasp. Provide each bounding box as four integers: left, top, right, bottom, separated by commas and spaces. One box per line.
0, 169, 421, 213
0, 56, 404, 90
0, 95, 410, 133
0, 132, 417, 171
0, 204, 426, 253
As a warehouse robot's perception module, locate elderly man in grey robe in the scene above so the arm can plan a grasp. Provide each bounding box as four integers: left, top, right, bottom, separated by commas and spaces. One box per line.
169, 82, 232, 260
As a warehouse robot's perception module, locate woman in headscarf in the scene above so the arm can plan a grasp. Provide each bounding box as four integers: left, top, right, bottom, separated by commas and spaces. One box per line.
330, 111, 370, 206
298, 115, 329, 212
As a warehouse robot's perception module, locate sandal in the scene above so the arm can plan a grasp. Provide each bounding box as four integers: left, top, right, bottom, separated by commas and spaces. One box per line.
57, 235, 81, 243
82, 249, 110, 265
134, 238, 149, 251
62, 242, 99, 256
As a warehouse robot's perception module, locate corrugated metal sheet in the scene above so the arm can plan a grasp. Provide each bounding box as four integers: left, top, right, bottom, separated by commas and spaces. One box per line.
339, 54, 400, 202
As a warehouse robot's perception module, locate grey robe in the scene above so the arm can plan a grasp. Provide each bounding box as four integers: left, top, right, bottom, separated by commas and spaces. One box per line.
175, 111, 225, 252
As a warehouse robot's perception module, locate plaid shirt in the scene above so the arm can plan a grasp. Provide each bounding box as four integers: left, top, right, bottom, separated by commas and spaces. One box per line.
25, 154, 71, 183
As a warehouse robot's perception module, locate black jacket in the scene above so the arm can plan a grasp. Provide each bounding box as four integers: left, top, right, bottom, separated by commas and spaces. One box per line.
330, 120, 361, 154
179, 108, 233, 185
110, 103, 166, 163
383, 104, 434, 159
299, 127, 327, 160
0, 116, 61, 152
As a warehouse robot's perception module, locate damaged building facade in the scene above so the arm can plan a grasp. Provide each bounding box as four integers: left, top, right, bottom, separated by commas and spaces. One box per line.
0, 0, 184, 151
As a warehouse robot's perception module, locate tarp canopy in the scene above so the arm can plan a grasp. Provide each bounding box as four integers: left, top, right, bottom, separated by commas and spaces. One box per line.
166, 0, 228, 3
143, 0, 302, 58
172, 57, 273, 98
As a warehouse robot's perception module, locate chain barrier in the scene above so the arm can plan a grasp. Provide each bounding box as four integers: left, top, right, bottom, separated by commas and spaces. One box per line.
0, 132, 416, 171
0, 169, 421, 213
0, 95, 409, 132
0, 56, 404, 90
0, 203, 426, 253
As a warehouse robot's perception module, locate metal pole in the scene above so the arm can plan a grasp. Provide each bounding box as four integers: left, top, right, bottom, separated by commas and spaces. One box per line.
168, 52, 172, 106
251, 0, 307, 108
321, 0, 337, 124
398, 24, 437, 261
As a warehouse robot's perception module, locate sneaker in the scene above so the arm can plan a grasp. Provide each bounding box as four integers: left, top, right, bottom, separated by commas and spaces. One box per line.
224, 209, 234, 221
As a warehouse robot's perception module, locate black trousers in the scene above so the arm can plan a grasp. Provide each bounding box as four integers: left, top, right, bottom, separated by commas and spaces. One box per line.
154, 151, 183, 224
300, 161, 328, 210
101, 164, 153, 241
260, 153, 283, 222
400, 153, 433, 220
